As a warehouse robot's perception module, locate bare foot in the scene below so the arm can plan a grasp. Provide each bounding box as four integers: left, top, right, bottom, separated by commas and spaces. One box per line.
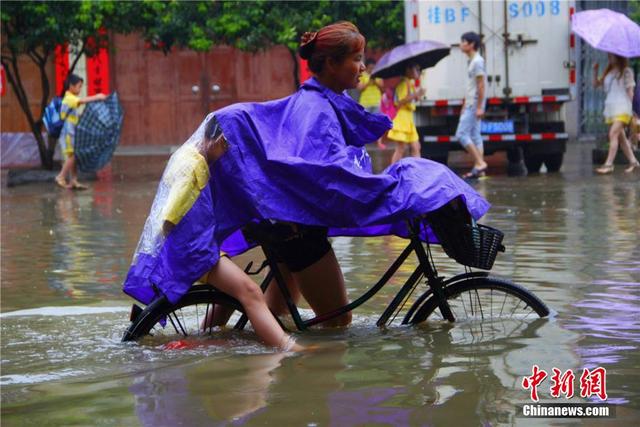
55, 175, 70, 189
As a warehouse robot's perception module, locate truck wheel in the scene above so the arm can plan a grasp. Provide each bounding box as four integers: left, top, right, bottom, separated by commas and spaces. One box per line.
543, 152, 564, 172
524, 155, 543, 174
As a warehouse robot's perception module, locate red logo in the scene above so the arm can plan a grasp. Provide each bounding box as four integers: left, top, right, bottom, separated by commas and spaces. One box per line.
522, 366, 608, 401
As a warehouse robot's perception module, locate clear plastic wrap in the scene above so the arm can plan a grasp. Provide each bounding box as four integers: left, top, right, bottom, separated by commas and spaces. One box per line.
132, 113, 218, 264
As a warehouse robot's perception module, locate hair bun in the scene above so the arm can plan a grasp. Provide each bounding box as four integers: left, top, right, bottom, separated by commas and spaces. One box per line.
299, 31, 318, 60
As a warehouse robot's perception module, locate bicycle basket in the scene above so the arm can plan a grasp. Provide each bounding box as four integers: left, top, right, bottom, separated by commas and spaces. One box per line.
426, 219, 505, 270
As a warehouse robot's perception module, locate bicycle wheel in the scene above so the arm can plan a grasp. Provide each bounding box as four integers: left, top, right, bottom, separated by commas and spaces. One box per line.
404, 276, 549, 324
122, 285, 244, 342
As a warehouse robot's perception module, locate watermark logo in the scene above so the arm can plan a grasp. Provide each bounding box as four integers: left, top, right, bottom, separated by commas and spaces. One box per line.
519, 366, 613, 419
522, 366, 608, 401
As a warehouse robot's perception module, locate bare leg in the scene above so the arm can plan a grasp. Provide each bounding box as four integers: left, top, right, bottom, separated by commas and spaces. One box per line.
391, 142, 405, 164
617, 128, 640, 169
264, 263, 301, 316
205, 262, 297, 327
463, 143, 488, 170
409, 141, 421, 158
69, 156, 88, 189
205, 257, 299, 350
55, 157, 73, 188
291, 249, 351, 327
603, 121, 623, 166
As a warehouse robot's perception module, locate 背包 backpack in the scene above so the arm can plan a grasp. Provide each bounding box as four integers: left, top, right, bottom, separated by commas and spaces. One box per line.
43, 97, 64, 138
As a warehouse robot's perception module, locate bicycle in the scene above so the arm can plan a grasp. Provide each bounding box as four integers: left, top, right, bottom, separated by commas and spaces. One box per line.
122, 202, 550, 342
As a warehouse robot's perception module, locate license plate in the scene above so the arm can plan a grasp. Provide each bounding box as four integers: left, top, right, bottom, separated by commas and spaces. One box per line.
481, 120, 514, 134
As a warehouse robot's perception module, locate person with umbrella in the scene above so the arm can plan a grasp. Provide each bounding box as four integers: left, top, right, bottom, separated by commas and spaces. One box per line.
572, 8, 640, 174
387, 63, 425, 164
593, 54, 639, 174
54, 74, 107, 189
371, 40, 450, 165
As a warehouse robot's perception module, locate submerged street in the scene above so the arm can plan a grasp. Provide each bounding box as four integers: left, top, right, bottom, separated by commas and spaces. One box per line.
1, 144, 639, 425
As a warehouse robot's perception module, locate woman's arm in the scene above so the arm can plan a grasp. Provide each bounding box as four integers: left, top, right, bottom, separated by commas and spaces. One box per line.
624, 68, 635, 101
395, 85, 424, 107
79, 93, 107, 105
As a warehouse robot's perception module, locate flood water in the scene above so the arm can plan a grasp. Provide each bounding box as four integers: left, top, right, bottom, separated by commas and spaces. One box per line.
2, 144, 639, 426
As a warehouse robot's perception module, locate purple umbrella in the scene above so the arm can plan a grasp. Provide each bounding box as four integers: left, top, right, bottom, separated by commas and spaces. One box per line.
371, 40, 450, 79
572, 9, 640, 58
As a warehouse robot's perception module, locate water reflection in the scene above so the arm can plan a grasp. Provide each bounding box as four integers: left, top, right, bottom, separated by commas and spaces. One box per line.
123, 318, 567, 426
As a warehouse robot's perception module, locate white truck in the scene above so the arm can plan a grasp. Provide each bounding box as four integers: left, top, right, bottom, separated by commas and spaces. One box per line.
405, 0, 576, 173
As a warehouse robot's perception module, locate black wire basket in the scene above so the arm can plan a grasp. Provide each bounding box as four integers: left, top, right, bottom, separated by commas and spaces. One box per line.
426, 217, 505, 270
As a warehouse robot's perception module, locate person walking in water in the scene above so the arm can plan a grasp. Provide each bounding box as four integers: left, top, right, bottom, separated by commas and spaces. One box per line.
456, 32, 488, 179
593, 54, 639, 174
55, 74, 106, 189
388, 63, 425, 164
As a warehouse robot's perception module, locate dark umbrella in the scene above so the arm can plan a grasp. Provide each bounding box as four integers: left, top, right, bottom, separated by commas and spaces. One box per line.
371, 40, 450, 79
75, 92, 124, 172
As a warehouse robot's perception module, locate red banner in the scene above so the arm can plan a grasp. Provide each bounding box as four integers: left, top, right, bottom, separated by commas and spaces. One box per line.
54, 44, 69, 96
87, 47, 110, 95
1, 64, 6, 96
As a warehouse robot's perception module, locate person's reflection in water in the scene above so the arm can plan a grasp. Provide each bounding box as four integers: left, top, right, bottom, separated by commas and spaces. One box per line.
130, 351, 287, 426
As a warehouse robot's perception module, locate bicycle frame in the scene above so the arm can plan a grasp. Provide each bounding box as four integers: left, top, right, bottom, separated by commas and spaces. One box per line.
234, 218, 456, 331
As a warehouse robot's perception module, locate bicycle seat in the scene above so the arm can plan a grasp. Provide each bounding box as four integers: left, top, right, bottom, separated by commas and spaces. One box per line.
241, 221, 300, 245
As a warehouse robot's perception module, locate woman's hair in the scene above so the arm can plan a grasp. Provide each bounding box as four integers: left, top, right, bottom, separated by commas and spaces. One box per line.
62, 73, 83, 96
603, 54, 628, 80
204, 116, 223, 142
461, 32, 482, 50
299, 21, 365, 74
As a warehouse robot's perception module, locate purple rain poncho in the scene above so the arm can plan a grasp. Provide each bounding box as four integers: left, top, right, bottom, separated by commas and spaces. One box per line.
123, 77, 490, 305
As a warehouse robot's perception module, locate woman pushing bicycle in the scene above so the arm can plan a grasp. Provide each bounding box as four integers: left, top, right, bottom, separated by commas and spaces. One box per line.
122, 22, 490, 350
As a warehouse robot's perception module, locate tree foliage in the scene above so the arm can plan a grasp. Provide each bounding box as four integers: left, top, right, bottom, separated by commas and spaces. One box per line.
1, 1, 136, 168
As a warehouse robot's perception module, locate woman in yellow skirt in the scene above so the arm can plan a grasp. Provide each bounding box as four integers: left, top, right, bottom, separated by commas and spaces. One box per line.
388, 63, 425, 164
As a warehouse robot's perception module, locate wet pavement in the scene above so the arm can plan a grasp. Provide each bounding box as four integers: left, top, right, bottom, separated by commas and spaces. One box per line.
1, 142, 639, 426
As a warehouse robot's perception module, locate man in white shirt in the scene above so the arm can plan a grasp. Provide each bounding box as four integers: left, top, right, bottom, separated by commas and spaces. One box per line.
456, 32, 487, 179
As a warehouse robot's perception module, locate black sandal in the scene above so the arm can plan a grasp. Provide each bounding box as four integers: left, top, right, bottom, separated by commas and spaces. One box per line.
462, 166, 487, 180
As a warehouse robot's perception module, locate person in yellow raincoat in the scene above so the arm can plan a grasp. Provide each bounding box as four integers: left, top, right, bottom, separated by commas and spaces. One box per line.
388, 63, 425, 164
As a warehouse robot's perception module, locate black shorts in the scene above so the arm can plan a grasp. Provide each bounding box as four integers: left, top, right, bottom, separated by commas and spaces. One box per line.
269, 225, 331, 273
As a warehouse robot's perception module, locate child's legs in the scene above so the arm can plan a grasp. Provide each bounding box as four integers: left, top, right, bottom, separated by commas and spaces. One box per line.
69, 156, 78, 181
206, 257, 288, 348
57, 156, 73, 181
604, 121, 623, 165
56, 137, 75, 181
409, 141, 421, 157
391, 142, 406, 164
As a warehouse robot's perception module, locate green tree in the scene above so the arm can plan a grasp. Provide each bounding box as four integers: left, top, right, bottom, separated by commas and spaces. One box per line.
1, 1, 138, 169
139, 1, 404, 87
